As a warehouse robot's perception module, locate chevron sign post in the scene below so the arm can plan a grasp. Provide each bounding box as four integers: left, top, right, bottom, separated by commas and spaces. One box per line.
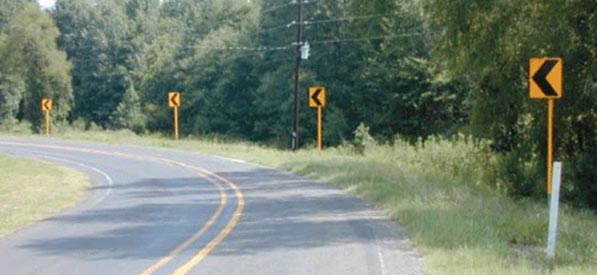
41, 99, 52, 135
168, 92, 181, 140
309, 87, 326, 151
529, 57, 563, 195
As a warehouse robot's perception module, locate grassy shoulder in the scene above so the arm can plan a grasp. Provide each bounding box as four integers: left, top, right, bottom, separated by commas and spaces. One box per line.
0, 155, 89, 237
5, 130, 597, 274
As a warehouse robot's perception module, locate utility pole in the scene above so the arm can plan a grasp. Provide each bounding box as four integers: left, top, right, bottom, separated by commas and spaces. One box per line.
292, 0, 304, 151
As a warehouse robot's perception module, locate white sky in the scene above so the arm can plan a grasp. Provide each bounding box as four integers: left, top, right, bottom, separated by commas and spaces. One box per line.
38, 0, 55, 9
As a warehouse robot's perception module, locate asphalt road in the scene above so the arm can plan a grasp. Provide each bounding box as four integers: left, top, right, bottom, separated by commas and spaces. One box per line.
0, 137, 421, 275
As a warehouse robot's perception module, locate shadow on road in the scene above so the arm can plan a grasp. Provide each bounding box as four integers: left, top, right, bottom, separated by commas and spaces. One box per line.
17, 167, 409, 260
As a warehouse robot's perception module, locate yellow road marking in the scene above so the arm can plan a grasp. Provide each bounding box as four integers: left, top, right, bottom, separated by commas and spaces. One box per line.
0, 141, 244, 275
138, 181, 226, 275
170, 168, 245, 275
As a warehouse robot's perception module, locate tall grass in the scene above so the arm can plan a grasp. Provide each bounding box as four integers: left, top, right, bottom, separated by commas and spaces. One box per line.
3, 129, 595, 274
279, 138, 596, 275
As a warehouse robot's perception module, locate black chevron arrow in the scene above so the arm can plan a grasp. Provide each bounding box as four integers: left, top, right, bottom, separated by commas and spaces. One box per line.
43, 101, 50, 110
311, 88, 323, 106
532, 59, 559, 96
170, 93, 179, 107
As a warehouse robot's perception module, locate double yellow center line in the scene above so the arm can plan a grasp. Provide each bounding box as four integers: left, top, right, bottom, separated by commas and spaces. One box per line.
0, 141, 245, 275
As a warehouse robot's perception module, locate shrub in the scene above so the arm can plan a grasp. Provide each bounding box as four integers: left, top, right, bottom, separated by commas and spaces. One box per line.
351, 122, 375, 155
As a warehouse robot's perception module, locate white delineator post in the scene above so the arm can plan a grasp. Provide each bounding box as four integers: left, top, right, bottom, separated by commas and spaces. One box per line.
547, 161, 562, 259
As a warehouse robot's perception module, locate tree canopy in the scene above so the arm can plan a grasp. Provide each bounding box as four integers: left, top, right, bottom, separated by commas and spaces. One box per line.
0, 0, 72, 129
0, 0, 594, 208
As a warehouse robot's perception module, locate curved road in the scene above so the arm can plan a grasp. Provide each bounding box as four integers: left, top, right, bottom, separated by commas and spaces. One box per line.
0, 137, 421, 275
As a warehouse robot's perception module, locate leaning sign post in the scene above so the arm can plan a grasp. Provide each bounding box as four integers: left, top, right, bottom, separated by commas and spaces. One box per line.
309, 87, 326, 151
168, 92, 181, 140
529, 57, 563, 260
41, 98, 52, 135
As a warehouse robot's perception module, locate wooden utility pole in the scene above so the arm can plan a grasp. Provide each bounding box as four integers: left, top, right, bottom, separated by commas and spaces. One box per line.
292, 0, 304, 150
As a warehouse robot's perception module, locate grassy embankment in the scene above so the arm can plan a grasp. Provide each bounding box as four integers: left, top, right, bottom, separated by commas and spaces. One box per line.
5, 129, 597, 275
0, 155, 89, 237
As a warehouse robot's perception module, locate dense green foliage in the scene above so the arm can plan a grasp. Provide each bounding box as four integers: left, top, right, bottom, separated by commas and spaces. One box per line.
49, 0, 466, 144
0, 0, 595, 208
0, 0, 72, 130
423, 0, 597, 208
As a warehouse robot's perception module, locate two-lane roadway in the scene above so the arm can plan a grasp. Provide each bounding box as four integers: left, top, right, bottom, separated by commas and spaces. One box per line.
0, 137, 421, 275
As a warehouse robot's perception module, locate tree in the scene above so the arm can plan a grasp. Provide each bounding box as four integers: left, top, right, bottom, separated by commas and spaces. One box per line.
110, 80, 146, 133
53, 0, 132, 126
423, 0, 597, 206
0, 2, 72, 130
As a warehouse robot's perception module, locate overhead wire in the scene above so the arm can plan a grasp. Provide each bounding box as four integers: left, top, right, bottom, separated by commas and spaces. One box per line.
258, 10, 419, 34
259, 14, 392, 34
184, 30, 433, 55
191, 44, 293, 52
228, 50, 294, 62
261, 0, 316, 14
308, 31, 436, 45
186, 2, 431, 55
258, 0, 323, 33
261, 2, 294, 13
257, 21, 296, 34
303, 13, 396, 26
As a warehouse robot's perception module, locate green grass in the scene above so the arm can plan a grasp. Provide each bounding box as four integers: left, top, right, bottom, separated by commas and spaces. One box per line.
3, 129, 596, 274
0, 155, 89, 237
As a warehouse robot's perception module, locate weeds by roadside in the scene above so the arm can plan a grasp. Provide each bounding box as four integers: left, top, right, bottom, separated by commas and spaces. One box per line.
2, 128, 595, 274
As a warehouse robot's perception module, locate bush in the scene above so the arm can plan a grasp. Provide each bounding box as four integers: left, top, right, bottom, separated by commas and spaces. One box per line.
350, 122, 375, 155
568, 151, 597, 209
0, 120, 33, 135
497, 150, 541, 198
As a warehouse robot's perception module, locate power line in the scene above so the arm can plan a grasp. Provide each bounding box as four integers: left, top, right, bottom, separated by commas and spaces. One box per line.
227, 51, 293, 62
184, 31, 432, 54
261, 0, 316, 14
261, 2, 294, 13
257, 21, 296, 34
303, 13, 393, 26
258, 11, 418, 34
191, 32, 433, 52
308, 31, 435, 45
210, 52, 276, 63
191, 44, 293, 52
259, 15, 382, 34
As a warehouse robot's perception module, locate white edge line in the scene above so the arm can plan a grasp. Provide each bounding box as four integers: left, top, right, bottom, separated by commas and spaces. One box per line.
213, 156, 248, 164
376, 237, 388, 275
36, 154, 114, 205
1, 148, 114, 206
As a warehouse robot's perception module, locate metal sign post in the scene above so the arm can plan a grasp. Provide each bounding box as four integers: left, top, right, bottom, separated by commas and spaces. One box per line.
547, 99, 554, 193
529, 57, 563, 194
317, 106, 323, 151
174, 106, 179, 140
